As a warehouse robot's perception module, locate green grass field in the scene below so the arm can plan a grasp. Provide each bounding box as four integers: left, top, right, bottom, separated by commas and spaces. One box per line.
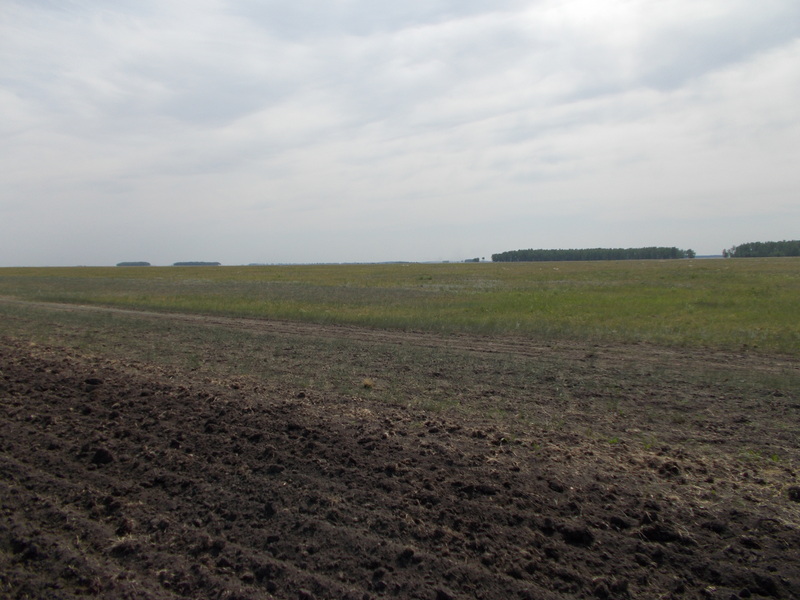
1, 258, 798, 355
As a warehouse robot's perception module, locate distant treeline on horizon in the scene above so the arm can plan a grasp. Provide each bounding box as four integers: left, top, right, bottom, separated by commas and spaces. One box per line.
113, 240, 799, 267
491, 247, 695, 262
723, 240, 800, 258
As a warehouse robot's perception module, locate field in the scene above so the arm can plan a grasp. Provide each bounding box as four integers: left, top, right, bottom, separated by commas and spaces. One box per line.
1, 259, 799, 599
1, 258, 798, 354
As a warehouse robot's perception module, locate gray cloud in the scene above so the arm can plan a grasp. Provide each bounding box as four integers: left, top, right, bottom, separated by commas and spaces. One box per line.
231, 0, 534, 39
638, 2, 800, 89
1, 0, 799, 266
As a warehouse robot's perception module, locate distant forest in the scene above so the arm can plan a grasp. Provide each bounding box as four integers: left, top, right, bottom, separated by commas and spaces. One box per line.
116, 262, 150, 267
492, 247, 694, 262
723, 240, 800, 258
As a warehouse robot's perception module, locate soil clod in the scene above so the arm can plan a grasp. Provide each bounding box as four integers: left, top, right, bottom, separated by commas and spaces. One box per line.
0, 334, 798, 599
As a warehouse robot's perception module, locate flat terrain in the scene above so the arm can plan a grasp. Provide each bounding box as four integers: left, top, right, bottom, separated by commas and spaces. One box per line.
1, 258, 798, 354
1, 298, 799, 599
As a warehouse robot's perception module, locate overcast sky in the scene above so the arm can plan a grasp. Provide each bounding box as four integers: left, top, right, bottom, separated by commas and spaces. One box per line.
2, 0, 799, 266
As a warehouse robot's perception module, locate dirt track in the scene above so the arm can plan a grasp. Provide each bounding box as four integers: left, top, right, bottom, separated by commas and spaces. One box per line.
4, 297, 800, 372
1, 303, 799, 599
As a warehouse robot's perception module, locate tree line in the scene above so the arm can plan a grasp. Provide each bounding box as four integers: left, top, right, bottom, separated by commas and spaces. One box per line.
723, 240, 800, 258
492, 247, 694, 262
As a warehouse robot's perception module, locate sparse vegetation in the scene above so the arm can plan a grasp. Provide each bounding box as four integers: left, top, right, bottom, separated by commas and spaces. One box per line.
0, 258, 798, 354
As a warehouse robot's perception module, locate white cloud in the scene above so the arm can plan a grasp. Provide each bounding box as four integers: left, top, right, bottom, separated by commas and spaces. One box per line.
1, 0, 799, 265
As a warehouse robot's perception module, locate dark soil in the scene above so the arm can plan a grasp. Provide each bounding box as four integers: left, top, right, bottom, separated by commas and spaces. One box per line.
1, 319, 799, 599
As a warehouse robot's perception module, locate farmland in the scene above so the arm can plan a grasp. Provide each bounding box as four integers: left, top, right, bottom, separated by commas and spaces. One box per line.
1, 259, 799, 599
1, 257, 798, 354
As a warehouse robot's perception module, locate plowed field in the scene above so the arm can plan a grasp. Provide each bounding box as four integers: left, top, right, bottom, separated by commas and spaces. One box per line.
1, 302, 799, 599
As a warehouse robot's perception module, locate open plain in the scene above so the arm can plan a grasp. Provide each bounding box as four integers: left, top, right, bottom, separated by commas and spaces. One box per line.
1, 260, 799, 599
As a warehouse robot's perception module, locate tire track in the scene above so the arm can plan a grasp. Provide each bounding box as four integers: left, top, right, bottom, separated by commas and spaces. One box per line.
1, 297, 795, 373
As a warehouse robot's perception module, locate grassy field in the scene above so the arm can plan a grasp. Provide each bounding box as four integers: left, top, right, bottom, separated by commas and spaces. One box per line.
2, 261, 800, 600
1, 257, 798, 355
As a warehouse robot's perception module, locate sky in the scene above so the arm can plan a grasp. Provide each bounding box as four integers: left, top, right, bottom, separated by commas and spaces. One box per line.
1, 0, 799, 266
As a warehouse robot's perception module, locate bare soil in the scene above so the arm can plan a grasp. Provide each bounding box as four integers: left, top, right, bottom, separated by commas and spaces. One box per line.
1, 303, 799, 599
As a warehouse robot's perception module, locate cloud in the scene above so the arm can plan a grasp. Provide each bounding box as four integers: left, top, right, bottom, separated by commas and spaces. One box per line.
231, 0, 533, 39
1, 0, 799, 265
